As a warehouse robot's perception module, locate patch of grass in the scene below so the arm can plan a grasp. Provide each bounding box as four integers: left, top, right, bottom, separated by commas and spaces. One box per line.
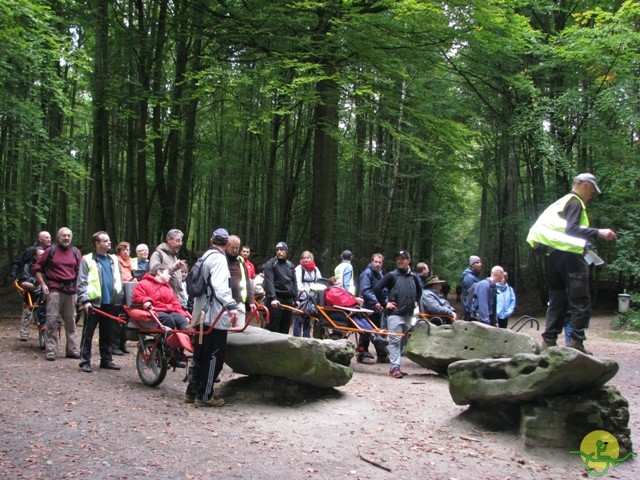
601, 331, 640, 343
612, 310, 640, 331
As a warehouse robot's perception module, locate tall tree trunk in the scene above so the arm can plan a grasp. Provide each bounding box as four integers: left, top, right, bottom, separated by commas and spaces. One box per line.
378, 81, 407, 252
309, 72, 339, 271
177, 36, 202, 246
151, 0, 170, 236
88, 0, 110, 233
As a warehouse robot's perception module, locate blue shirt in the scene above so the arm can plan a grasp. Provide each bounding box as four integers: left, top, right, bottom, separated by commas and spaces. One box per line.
96, 254, 114, 305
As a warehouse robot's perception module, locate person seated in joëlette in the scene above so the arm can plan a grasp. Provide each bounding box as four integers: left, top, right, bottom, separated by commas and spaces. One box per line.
324, 276, 388, 347
420, 276, 457, 324
133, 263, 190, 330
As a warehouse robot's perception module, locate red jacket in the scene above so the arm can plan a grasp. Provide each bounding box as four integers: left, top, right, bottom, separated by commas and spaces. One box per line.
133, 273, 187, 315
325, 286, 358, 308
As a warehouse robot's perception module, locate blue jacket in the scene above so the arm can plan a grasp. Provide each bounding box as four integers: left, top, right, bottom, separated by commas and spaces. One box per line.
460, 267, 480, 313
472, 278, 496, 326
359, 263, 384, 309
496, 283, 516, 320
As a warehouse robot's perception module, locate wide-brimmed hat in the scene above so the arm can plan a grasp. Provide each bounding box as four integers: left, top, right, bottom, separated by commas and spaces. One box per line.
425, 276, 446, 287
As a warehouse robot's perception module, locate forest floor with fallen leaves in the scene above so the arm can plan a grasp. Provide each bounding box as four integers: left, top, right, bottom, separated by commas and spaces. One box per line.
0, 285, 638, 480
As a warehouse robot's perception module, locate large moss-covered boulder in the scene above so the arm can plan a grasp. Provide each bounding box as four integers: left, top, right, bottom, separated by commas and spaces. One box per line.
405, 320, 538, 375
448, 347, 619, 406
520, 386, 633, 455
225, 326, 354, 388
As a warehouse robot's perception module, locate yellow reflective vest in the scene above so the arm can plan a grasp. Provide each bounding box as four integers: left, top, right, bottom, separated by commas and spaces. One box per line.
84, 253, 123, 301
527, 193, 589, 255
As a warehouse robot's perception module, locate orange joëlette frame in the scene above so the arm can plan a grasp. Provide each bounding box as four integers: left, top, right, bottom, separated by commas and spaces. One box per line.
417, 312, 456, 324
280, 303, 406, 337
91, 304, 257, 336
13, 280, 37, 311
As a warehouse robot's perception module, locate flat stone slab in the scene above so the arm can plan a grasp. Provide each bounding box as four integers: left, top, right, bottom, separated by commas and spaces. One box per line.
225, 326, 354, 388
448, 347, 619, 405
405, 320, 538, 375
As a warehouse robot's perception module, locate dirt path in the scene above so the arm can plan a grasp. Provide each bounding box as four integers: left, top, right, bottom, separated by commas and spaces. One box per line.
0, 293, 638, 479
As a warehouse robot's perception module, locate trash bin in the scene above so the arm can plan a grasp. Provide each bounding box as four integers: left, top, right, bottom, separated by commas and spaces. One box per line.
618, 293, 631, 313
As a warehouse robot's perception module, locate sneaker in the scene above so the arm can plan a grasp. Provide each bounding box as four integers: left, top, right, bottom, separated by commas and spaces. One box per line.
80, 363, 92, 373
20, 331, 29, 342
100, 362, 121, 370
45, 352, 56, 361
194, 397, 225, 408
388, 367, 403, 379
184, 392, 196, 404
376, 355, 390, 364
66, 353, 81, 359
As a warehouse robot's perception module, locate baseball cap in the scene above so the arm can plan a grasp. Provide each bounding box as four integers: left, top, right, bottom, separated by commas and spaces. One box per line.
395, 250, 411, 260
211, 228, 229, 244
574, 173, 601, 194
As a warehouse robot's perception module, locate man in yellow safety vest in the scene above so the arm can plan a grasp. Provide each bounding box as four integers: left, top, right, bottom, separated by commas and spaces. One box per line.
527, 173, 617, 354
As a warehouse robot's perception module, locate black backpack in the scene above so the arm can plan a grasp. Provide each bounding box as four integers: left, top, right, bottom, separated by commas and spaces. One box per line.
186, 249, 220, 298
466, 282, 481, 320
466, 282, 478, 308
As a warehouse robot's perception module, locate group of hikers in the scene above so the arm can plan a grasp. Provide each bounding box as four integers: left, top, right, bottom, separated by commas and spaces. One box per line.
10, 171, 616, 402
10, 226, 513, 386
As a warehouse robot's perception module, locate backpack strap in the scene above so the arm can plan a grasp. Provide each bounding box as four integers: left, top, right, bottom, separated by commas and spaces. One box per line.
46, 244, 81, 271
202, 248, 224, 305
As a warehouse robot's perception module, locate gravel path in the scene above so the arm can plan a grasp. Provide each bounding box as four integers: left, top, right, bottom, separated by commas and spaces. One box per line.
0, 298, 637, 479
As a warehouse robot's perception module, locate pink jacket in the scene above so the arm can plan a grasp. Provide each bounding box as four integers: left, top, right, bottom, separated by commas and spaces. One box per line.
133, 273, 187, 315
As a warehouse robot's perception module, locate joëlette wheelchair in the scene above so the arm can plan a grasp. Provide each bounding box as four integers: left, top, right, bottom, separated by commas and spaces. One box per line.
94, 283, 253, 387
13, 280, 46, 349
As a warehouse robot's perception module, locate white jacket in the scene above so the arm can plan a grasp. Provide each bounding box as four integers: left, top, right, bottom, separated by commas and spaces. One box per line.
191, 247, 237, 330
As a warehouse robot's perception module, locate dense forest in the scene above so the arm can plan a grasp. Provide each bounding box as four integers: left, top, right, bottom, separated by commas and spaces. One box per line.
1, 0, 638, 303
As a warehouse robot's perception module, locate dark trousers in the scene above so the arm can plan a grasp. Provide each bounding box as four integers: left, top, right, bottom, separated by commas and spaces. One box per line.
293, 315, 312, 337
189, 328, 228, 400
357, 310, 387, 357
111, 308, 127, 351
542, 250, 591, 343
157, 311, 189, 330
80, 304, 114, 365
266, 301, 293, 335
